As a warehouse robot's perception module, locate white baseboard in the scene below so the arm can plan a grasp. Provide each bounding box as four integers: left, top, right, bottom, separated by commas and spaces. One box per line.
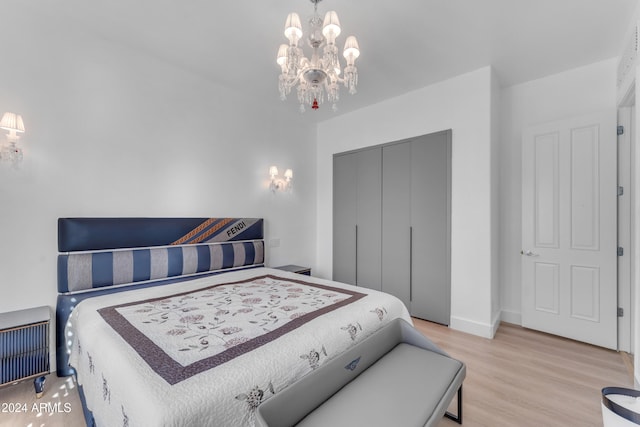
449, 310, 521, 339
450, 315, 497, 339
491, 311, 501, 337
500, 309, 522, 326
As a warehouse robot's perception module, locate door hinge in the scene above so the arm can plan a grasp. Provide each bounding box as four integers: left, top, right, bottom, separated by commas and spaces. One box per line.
618, 307, 624, 317
618, 186, 624, 196
618, 247, 624, 256
618, 125, 625, 135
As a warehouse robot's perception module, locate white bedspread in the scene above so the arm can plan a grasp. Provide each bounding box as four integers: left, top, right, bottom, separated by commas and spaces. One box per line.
67, 268, 411, 427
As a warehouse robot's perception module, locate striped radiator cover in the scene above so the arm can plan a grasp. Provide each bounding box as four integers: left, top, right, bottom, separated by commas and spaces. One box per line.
0, 314, 50, 385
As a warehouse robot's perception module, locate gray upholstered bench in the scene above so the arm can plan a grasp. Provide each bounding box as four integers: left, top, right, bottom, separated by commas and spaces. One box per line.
256, 318, 465, 427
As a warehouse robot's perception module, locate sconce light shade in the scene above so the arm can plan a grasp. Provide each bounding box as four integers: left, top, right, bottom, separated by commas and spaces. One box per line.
0, 112, 25, 133
269, 166, 293, 193
0, 112, 26, 167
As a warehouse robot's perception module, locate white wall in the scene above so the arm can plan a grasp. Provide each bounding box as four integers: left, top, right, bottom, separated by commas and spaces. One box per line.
0, 4, 317, 368
499, 58, 618, 324
316, 67, 499, 338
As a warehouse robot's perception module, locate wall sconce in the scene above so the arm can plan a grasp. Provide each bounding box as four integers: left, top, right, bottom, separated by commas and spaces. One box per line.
269, 166, 293, 192
0, 112, 25, 166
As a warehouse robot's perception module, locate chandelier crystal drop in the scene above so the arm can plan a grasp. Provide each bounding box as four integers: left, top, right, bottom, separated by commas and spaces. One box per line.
277, 0, 360, 113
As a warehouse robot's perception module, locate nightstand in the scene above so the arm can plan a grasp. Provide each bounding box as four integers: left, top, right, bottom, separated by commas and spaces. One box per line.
274, 264, 311, 276
0, 306, 50, 398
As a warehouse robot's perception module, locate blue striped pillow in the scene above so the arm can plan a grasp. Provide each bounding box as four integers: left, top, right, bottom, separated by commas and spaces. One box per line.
57, 241, 264, 293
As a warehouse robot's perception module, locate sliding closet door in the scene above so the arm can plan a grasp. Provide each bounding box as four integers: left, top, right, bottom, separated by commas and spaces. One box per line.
333, 153, 357, 285
410, 131, 452, 324
355, 148, 382, 291
381, 131, 451, 323
382, 142, 411, 307
333, 148, 382, 291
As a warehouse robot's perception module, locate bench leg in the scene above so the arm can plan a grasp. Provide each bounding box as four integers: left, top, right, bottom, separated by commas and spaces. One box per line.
444, 385, 462, 424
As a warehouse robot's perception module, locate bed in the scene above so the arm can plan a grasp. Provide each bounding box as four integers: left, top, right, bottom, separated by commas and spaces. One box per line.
56, 217, 412, 426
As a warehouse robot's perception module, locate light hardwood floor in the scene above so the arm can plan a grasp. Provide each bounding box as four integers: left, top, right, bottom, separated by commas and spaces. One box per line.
0, 320, 632, 427
412, 319, 633, 427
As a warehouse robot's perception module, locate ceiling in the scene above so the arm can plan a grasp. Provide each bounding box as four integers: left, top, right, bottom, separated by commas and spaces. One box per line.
14, 0, 639, 121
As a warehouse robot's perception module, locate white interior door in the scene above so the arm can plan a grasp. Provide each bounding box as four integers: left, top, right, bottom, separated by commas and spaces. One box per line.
521, 111, 617, 350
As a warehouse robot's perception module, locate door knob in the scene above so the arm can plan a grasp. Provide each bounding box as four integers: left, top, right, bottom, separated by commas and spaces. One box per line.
520, 250, 538, 256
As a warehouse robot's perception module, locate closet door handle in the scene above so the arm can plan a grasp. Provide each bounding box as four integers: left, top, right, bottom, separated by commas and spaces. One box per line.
355, 225, 358, 286
409, 226, 413, 302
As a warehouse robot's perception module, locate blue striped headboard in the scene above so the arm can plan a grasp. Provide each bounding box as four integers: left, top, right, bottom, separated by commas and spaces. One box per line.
57, 217, 264, 293
56, 217, 264, 376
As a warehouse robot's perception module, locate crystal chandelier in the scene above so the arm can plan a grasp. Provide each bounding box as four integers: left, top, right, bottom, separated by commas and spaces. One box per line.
277, 0, 360, 112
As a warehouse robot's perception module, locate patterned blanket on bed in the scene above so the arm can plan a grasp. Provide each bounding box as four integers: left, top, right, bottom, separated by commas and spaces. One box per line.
68, 268, 412, 427
98, 274, 366, 384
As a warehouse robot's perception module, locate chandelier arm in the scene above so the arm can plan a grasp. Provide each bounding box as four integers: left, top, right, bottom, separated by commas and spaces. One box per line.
280, 71, 306, 90
332, 75, 352, 87
333, 75, 346, 84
